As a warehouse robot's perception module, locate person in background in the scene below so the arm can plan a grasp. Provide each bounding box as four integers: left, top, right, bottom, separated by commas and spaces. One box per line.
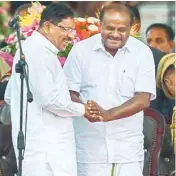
128, 6, 175, 174
156, 53, 176, 154
146, 23, 175, 53
157, 53, 175, 99
128, 6, 174, 124
4, 4, 100, 176
0, 81, 7, 107
0, 52, 13, 124
64, 4, 156, 176
0, 81, 11, 125
0, 79, 17, 176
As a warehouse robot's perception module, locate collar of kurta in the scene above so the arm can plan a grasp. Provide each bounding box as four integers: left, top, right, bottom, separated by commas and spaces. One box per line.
92, 33, 132, 53
32, 31, 59, 55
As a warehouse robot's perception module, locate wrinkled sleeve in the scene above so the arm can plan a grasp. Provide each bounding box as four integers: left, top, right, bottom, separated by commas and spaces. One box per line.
63, 45, 82, 93
135, 47, 156, 100
27, 52, 85, 117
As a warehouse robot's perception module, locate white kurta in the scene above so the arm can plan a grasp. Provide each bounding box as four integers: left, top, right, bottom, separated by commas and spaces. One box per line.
5, 31, 85, 176
64, 34, 156, 165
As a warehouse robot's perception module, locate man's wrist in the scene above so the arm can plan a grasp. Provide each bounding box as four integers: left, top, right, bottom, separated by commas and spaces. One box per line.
107, 109, 117, 121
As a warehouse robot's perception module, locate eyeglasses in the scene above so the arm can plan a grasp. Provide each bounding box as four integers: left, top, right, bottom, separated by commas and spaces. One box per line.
51, 22, 75, 33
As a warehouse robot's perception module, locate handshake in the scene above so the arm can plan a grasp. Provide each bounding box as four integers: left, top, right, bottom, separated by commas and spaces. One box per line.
83, 100, 111, 122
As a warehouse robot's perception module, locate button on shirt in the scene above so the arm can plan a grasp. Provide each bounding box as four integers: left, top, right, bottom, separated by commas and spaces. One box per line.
5, 31, 85, 174
64, 34, 156, 164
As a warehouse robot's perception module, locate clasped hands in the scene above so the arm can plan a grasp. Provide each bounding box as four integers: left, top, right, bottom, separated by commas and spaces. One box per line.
84, 100, 111, 122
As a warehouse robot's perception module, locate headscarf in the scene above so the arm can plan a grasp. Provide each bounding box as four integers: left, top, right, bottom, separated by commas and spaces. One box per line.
156, 53, 176, 153
156, 53, 175, 100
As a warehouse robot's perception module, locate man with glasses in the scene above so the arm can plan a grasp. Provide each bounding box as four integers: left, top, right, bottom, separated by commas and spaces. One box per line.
5, 3, 101, 176
64, 4, 156, 176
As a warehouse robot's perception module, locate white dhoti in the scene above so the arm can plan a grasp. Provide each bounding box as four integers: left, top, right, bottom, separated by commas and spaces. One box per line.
22, 152, 77, 176
14, 131, 78, 176
77, 162, 143, 176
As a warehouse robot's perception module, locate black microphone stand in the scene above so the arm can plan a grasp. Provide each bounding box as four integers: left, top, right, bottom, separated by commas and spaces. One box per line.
10, 17, 33, 176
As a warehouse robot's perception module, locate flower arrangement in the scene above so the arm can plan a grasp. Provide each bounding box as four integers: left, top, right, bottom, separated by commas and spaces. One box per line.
0, 2, 13, 44
2, 2, 101, 67
0, 2, 45, 79
19, 2, 45, 37
75, 17, 100, 40
1, 2, 141, 69
5, 2, 45, 42
58, 17, 101, 66
2, 2, 45, 56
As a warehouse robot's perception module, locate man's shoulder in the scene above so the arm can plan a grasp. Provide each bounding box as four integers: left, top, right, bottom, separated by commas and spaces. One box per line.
16, 36, 48, 65
149, 47, 166, 58
23, 35, 46, 55
149, 47, 166, 66
73, 33, 100, 50
128, 36, 152, 53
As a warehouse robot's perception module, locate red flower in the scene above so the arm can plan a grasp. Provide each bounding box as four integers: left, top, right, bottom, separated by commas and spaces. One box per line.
75, 17, 100, 40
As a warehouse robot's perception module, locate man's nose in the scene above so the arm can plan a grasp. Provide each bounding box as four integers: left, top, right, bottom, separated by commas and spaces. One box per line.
111, 30, 121, 38
67, 31, 76, 40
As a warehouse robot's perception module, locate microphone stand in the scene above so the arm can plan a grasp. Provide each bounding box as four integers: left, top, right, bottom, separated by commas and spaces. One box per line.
11, 17, 33, 176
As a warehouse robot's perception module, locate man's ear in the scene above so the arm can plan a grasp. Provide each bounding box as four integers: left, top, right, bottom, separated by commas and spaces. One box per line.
169, 40, 175, 51
43, 21, 51, 34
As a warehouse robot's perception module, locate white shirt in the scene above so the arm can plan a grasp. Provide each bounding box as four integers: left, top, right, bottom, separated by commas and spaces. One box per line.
5, 31, 85, 175
64, 34, 156, 164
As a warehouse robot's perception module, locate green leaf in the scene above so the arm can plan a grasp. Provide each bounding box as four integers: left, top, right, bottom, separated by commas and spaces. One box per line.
80, 26, 86, 30
58, 43, 73, 58
58, 51, 66, 57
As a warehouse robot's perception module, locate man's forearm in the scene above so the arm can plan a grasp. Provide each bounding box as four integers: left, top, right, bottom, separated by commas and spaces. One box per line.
108, 93, 151, 121
69, 90, 103, 122
70, 90, 84, 104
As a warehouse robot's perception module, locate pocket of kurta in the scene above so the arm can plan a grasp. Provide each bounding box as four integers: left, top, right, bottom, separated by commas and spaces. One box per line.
118, 73, 135, 98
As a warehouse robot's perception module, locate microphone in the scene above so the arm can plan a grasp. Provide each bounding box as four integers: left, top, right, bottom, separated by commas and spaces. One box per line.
8, 15, 19, 28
